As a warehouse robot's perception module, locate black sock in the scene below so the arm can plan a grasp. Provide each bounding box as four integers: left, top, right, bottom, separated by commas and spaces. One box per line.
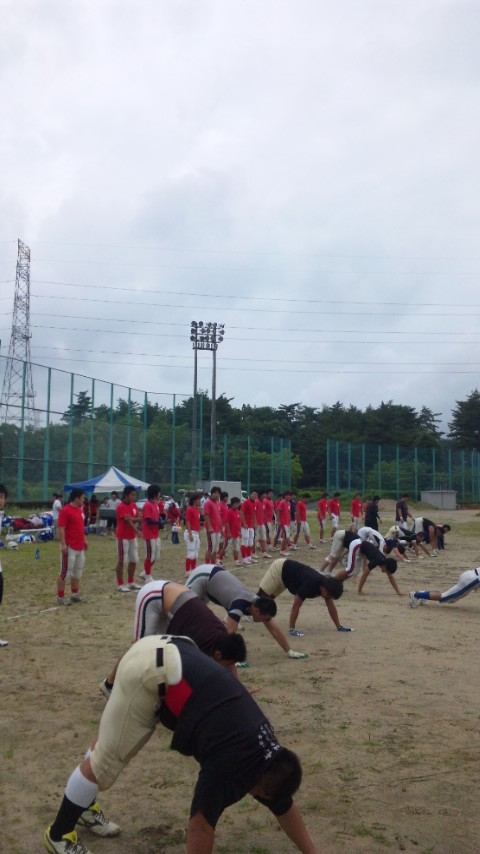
49, 796, 88, 840
105, 678, 113, 690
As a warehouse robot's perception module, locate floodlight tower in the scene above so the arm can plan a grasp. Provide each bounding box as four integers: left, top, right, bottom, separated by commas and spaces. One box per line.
190, 321, 225, 482
0, 239, 37, 426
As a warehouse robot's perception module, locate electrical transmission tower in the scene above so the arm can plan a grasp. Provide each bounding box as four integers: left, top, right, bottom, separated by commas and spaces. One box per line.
0, 239, 37, 426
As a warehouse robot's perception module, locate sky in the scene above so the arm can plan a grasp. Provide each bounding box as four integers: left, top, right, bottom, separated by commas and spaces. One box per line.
1, 0, 480, 430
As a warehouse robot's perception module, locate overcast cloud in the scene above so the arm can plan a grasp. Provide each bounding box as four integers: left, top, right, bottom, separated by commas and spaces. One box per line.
1, 0, 480, 430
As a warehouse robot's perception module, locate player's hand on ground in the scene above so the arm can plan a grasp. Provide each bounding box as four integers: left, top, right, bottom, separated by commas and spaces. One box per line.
287, 649, 309, 659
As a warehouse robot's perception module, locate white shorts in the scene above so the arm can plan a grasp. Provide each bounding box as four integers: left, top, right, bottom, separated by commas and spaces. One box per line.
90, 636, 182, 790
241, 527, 255, 547
133, 580, 169, 640
206, 531, 221, 555
60, 547, 85, 581
144, 537, 161, 563
184, 529, 200, 559
345, 541, 364, 578
297, 521, 310, 538
256, 524, 266, 543
330, 514, 339, 528
230, 536, 240, 553
328, 530, 346, 561
258, 558, 287, 598
117, 538, 138, 566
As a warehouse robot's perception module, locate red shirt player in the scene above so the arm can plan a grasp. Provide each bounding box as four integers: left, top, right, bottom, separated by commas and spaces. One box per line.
317, 493, 328, 543
240, 491, 258, 563
57, 488, 87, 604
351, 493, 363, 532
115, 486, 141, 592
217, 492, 230, 563
141, 484, 162, 582
276, 491, 292, 555
327, 493, 341, 539
225, 497, 241, 564
263, 490, 275, 545
203, 487, 222, 563
293, 493, 314, 548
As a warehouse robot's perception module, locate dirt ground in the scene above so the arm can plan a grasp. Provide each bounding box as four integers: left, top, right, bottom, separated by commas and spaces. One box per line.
1, 502, 479, 854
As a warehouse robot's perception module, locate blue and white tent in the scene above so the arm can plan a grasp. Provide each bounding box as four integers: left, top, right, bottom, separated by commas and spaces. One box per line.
64, 466, 150, 495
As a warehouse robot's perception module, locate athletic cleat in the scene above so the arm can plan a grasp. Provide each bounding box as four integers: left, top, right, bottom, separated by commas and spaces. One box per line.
0, 639, 8, 647
431, 549, 438, 557
233, 560, 242, 566
289, 544, 299, 550
409, 591, 418, 608
308, 544, 317, 549
78, 802, 120, 837
242, 558, 252, 565
44, 828, 93, 854
70, 594, 83, 603
289, 628, 305, 637
57, 597, 71, 606
262, 553, 272, 558
99, 678, 112, 698
127, 582, 142, 590
117, 584, 130, 593
139, 570, 153, 581
280, 551, 291, 557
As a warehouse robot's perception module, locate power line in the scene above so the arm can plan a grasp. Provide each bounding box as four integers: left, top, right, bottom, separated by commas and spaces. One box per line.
28, 311, 480, 337
29, 292, 480, 318
32, 279, 480, 307
28, 323, 480, 345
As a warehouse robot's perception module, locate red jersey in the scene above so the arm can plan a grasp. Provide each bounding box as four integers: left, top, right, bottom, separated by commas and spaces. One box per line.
226, 507, 241, 539
185, 506, 201, 533
317, 499, 328, 520
328, 498, 340, 516
141, 500, 160, 540
116, 501, 140, 540
254, 498, 265, 526
296, 500, 307, 522
263, 498, 274, 523
203, 498, 222, 534
218, 501, 229, 529
351, 499, 362, 519
58, 503, 85, 551
277, 498, 291, 527
240, 499, 256, 528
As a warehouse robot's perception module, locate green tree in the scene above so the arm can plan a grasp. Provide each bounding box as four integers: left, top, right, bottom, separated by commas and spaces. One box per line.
448, 389, 480, 448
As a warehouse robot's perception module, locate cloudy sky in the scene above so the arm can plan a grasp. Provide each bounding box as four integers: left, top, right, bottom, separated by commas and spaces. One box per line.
1, 0, 480, 429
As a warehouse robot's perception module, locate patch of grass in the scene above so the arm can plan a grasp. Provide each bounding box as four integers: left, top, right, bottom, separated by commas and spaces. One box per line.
354, 823, 388, 843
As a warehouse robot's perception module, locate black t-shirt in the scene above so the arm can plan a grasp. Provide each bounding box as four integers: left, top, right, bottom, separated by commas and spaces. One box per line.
364, 502, 379, 527
168, 596, 226, 658
360, 540, 384, 569
281, 560, 324, 600
395, 500, 407, 522
158, 640, 293, 828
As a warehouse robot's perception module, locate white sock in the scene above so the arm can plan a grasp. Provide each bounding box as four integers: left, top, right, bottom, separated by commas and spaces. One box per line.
65, 765, 99, 809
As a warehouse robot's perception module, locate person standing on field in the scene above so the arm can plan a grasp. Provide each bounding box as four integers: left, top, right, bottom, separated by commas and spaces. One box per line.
140, 484, 162, 583
240, 490, 258, 565
184, 492, 202, 573
56, 489, 88, 605
52, 493, 63, 540
350, 493, 362, 531
203, 486, 222, 564
115, 486, 142, 593
225, 496, 242, 565
293, 494, 315, 549
327, 493, 341, 539
316, 492, 328, 543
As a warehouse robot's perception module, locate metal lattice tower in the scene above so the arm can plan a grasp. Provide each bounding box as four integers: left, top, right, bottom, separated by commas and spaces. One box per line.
0, 239, 37, 426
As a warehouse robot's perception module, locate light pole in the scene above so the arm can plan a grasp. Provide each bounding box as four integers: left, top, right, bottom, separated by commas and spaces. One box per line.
190, 321, 225, 484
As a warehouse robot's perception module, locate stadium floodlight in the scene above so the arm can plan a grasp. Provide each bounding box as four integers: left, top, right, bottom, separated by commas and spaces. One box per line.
189, 321, 226, 481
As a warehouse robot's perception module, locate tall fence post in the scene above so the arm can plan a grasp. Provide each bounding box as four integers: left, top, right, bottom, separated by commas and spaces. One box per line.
279, 438, 283, 492
461, 451, 465, 502
198, 395, 203, 482
326, 439, 330, 493
448, 448, 452, 491
347, 442, 351, 492
66, 373, 74, 488
88, 378, 95, 480
288, 439, 292, 489
270, 437, 274, 491
432, 448, 436, 491
223, 434, 227, 480
126, 388, 132, 472
471, 450, 475, 502
414, 447, 418, 499
108, 383, 114, 468
396, 445, 400, 497
171, 394, 176, 494
16, 360, 27, 501
335, 440, 339, 489
247, 435, 251, 493
378, 445, 382, 493
42, 367, 52, 501
142, 392, 148, 482
361, 444, 365, 495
